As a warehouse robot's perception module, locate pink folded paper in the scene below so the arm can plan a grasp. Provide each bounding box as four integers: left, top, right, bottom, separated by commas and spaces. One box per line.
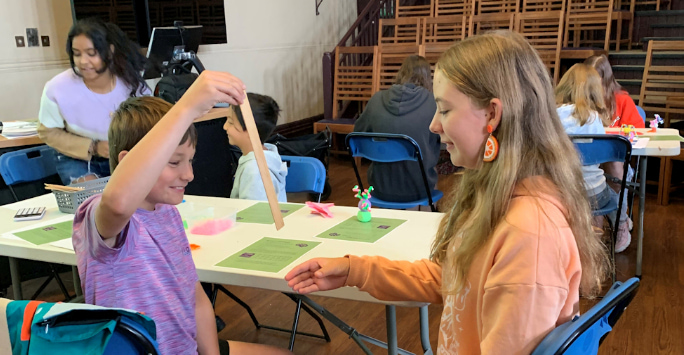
306, 201, 335, 218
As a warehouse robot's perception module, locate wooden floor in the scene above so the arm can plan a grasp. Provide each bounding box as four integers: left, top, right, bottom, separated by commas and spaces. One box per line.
10, 156, 684, 354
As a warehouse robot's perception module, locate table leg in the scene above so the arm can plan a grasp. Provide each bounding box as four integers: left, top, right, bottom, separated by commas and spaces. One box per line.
636, 156, 647, 278
386, 305, 398, 355
8, 257, 23, 300
419, 306, 433, 355
72, 266, 82, 297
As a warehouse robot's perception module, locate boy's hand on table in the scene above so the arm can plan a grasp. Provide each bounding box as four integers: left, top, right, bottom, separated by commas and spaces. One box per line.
285, 257, 350, 294
176, 71, 246, 120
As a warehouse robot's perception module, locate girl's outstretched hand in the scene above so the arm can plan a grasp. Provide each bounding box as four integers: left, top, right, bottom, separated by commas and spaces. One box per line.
175, 70, 246, 120
284, 257, 350, 294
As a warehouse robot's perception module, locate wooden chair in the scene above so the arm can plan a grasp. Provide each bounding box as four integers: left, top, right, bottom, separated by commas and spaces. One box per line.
434, 0, 475, 17
516, 10, 565, 83
422, 15, 468, 44
332, 46, 379, 119
396, 0, 434, 17
477, 0, 520, 13
375, 44, 423, 91
658, 148, 684, 205
468, 13, 516, 36
379, 17, 422, 45
421, 42, 453, 75
521, 0, 565, 11
564, 0, 634, 51
638, 40, 684, 128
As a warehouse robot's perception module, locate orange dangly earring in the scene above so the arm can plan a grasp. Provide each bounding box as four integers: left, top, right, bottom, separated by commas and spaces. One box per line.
483, 124, 499, 162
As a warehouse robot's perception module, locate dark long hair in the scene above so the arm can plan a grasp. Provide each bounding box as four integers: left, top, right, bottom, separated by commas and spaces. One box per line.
67, 18, 148, 97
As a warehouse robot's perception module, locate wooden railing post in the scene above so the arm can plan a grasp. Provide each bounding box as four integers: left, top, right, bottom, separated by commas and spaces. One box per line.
322, 52, 334, 119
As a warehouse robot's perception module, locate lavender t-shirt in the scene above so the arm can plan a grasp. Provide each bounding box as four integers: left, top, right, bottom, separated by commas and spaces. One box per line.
72, 195, 199, 355
40, 69, 151, 140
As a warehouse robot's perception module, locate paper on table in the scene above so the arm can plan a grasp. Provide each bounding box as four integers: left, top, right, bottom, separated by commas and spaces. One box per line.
2, 215, 74, 245
1, 193, 58, 211
216, 237, 321, 273
236, 203, 304, 224
315, 217, 407, 243
49, 238, 75, 251
632, 137, 649, 149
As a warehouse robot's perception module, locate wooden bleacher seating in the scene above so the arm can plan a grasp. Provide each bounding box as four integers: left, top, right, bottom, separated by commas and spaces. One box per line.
468, 12, 517, 36
564, 0, 634, 51
375, 44, 424, 91
396, 0, 435, 17
638, 40, 684, 127
422, 15, 468, 44
516, 9, 565, 83
379, 17, 423, 45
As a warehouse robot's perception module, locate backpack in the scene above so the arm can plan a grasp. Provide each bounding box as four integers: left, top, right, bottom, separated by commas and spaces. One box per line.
154, 72, 198, 104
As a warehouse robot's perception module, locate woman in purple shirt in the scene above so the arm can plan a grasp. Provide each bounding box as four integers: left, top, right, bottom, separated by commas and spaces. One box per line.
38, 18, 150, 185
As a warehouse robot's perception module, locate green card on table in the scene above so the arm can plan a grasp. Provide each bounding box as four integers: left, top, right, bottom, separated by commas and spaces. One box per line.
236, 203, 304, 224
13, 220, 73, 245
315, 217, 406, 243
216, 237, 320, 273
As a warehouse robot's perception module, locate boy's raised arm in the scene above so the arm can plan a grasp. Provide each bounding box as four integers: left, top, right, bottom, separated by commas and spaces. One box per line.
95, 71, 246, 239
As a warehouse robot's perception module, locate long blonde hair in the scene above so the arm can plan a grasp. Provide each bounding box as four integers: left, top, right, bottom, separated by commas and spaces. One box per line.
555, 64, 611, 126
585, 54, 623, 118
430, 31, 608, 297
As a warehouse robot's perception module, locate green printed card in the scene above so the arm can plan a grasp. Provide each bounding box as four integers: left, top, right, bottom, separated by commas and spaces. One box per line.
216, 237, 321, 273
315, 217, 406, 243
13, 220, 73, 245
236, 203, 304, 224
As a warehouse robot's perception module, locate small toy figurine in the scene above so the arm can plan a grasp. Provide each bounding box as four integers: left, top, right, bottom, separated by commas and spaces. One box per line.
306, 201, 335, 218
353, 185, 374, 223
621, 124, 638, 142
649, 114, 663, 132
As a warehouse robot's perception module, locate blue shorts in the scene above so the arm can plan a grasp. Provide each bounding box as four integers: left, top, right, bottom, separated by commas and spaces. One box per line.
54, 153, 110, 185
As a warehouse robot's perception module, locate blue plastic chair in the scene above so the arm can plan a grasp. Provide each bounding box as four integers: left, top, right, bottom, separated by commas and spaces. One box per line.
346, 133, 443, 212
570, 135, 632, 283
636, 105, 646, 123
0, 145, 57, 202
532, 277, 640, 355
103, 316, 161, 355
281, 155, 327, 202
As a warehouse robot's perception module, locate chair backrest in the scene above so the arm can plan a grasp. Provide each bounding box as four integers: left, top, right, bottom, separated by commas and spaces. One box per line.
346, 132, 424, 163
531, 277, 640, 355
333, 46, 379, 118
0, 145, 57, 186
375, 44, 422, 91
281, 156, 327, 195
521, 0, 565, 11
477, 0, 520, 13
396, 0, 435, 17
379, 17, 422, 46
638, 40, 684, 127
636, 105, 646, 122
103, 315, 161, 355
434, 0, 474, 17
570, 134, 632, 166
468, 12, 516, 36
516, 10, 565, 83
422, 15, 468, 44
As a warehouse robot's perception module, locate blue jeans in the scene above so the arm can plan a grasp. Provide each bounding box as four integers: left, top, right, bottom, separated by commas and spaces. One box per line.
54, 153, 111, 185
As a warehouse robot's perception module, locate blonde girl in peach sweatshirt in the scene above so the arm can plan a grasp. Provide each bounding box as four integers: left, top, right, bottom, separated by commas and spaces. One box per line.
285, 31, 609, 354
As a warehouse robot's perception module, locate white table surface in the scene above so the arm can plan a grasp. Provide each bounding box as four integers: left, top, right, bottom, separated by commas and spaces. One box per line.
605, 127, 683, 157
0, 194, 444, 305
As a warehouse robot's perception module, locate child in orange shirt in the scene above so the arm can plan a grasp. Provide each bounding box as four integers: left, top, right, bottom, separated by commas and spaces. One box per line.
285, 31, 609, 354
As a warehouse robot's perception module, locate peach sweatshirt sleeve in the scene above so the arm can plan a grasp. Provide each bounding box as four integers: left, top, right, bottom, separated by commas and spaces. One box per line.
345, 255, 443, 304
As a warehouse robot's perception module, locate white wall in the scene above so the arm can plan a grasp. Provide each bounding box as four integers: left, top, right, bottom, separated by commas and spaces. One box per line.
0, 0, 357, 123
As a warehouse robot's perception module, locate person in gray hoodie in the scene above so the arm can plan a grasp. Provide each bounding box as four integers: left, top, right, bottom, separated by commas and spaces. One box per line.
223, 93, 288, 202
354, 55, 440, 202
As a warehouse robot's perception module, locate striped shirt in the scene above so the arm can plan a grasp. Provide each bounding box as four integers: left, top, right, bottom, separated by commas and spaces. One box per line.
73, 195, 199, 354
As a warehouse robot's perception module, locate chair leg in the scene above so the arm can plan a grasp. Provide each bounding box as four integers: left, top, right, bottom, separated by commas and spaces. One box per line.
30, 275, 55, 300
51, 265, 73, 301
8, 185, 19, 202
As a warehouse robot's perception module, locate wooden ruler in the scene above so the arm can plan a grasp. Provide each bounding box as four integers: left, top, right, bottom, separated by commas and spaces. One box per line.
237, 93, 285, 230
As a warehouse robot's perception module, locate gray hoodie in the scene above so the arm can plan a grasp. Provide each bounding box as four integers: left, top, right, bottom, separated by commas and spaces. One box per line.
354, 83, 440, 202
230, 143, 288, 202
